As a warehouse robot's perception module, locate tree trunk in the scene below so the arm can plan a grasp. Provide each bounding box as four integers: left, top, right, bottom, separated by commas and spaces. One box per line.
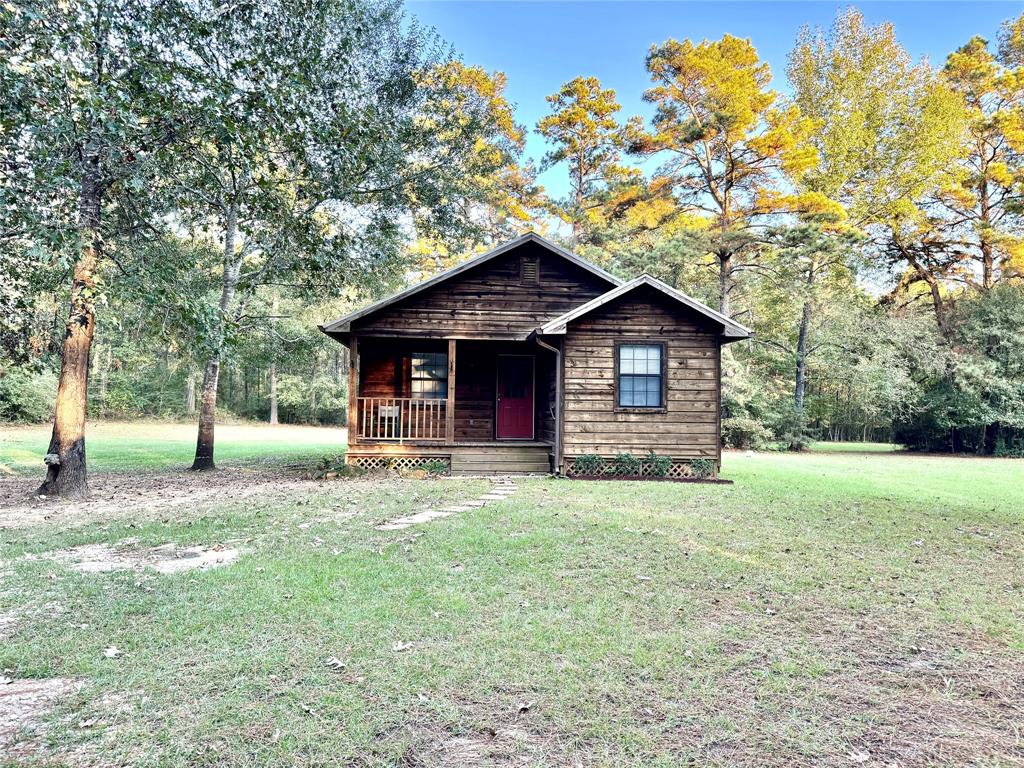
269, 293, 279, 424
39, 160, 101, 498
269, 361, 278, 425
978, 173, 994, 289
191, 358, 220, 470
185, 373, 196, 414
718, 250, 733, 318
191, 197, 241, 471
794, 300, 811, 412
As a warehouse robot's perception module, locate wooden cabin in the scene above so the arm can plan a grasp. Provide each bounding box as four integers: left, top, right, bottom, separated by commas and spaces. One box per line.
319, 232, 751, 476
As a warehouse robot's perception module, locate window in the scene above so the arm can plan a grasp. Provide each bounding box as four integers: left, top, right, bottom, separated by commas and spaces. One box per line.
617, 344, 663, 408
410, 352, 448, 399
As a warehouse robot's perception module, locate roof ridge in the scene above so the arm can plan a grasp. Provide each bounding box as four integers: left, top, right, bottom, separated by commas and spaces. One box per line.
319, 231, 622, 335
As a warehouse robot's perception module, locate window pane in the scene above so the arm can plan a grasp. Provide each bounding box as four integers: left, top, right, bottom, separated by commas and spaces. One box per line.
411, 352, 448, 399
618, 345, 663, 408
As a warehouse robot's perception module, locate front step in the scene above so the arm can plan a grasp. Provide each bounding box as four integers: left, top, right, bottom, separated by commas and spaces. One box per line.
449, 446, 551, 475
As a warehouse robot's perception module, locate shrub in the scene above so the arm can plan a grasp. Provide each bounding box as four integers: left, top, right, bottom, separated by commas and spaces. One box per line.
0, 365, 57, 423
421, 459, 449, 476
572, 454, 604, 476
613, 453, 642, 476
994, 434, 1024, 458
774, 408, 817, 452
721, 416, 772, 450
647, 451, 672, 477
688, 457, 715, 479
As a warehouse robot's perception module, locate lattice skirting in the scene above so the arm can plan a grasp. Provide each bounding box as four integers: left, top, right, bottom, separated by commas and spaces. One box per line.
563, 457, 717, 480
346, 454, 451, 474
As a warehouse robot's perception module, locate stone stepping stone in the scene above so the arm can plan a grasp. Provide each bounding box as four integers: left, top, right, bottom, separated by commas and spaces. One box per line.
375, 482, 520, 530
376, 509, 451, 530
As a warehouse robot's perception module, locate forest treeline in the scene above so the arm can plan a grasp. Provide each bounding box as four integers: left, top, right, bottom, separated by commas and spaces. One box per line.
2, 2, 1023, 495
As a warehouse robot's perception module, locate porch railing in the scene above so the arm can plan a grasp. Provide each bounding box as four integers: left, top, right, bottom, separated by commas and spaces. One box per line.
356, 397, 448, 442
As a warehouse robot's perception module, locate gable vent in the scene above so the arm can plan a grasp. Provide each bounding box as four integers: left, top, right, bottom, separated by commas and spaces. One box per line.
521, 257, 539, 283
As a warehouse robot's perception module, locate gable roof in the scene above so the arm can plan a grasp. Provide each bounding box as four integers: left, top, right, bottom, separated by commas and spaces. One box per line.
538, 274, 753, 340
319, 231, 622, 335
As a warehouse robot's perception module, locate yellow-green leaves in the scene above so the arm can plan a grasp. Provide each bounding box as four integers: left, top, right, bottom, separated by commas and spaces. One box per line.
537, 76, 636, 242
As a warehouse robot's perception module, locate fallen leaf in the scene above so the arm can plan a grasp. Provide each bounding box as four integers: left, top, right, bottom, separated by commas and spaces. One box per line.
77, 717, 99, 728
848, 749, 870, 763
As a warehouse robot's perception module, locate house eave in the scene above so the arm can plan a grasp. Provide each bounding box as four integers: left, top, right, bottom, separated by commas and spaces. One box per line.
537, 274, 753, 340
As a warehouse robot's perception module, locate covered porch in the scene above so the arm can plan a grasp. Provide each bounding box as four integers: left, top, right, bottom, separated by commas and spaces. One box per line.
346, 337, 557, 474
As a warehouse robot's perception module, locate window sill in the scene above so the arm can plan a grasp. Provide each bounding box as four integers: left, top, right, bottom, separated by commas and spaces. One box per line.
614, 407, 667, 414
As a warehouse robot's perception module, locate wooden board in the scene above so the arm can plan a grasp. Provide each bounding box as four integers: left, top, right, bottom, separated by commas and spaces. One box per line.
350, 241, 613, 339
561, 284, 723, 462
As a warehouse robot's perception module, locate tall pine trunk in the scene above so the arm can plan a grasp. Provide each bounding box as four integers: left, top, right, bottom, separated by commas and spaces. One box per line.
718, 250, 733, 318
191, 198, 241, 471
794, 300, 811, 411
269, 294, 278, 424
268, 362, 278, 424
39, 158, 101, 497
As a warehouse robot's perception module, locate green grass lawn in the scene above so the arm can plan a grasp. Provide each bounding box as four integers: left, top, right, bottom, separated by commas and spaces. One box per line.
809, 440, 904, 453
0, 421, 346, 475
1, 428, 1022, 766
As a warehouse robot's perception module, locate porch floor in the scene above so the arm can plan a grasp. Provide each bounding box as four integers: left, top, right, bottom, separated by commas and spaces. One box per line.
347, 441, 552, 475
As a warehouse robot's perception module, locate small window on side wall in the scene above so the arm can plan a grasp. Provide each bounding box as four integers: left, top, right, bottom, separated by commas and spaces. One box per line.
617, 344, 664, 408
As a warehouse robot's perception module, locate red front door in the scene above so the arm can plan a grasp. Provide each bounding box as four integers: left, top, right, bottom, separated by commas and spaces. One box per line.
496, 355, 534, 439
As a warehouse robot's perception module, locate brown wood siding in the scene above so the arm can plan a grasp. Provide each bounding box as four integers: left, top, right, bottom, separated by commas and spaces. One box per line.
356, 338, 554, 444
350, 241, 613, 339
561, 286, 722, 460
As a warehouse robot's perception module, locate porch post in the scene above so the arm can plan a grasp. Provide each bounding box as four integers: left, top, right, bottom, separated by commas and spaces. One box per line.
446, 338, 456, 445
347, 336, 359, 445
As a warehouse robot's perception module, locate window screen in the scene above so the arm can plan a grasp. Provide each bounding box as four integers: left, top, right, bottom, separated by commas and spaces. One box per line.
618, 344, 663, 408
410, 352, 448, 399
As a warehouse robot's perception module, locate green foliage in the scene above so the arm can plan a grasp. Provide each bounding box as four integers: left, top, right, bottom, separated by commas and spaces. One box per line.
774, 408, 815, 452
313, 455, 366, 479
721, 417, 773, 450
687, 458, 716, 479
994, 435, 1024, 458
613, 453, 642, 476
421, 460, 450, 476
646, 451, 673, 477
572, 454, 604, 476
0, 364, 57, 423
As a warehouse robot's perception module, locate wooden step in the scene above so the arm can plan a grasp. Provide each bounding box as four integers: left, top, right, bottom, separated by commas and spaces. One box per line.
450, 446, 551, 475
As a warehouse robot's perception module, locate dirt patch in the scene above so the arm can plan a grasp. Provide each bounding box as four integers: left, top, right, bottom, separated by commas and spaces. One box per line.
0, 466, 323, 529
0, 612, 16, 639
623, 595, 1024, 767
26, 541, 240, 574
0, 676, 81, 757
403, 724, 556, 767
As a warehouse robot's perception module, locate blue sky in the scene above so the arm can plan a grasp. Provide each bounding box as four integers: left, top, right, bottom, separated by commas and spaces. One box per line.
408, 1, 1023, 200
